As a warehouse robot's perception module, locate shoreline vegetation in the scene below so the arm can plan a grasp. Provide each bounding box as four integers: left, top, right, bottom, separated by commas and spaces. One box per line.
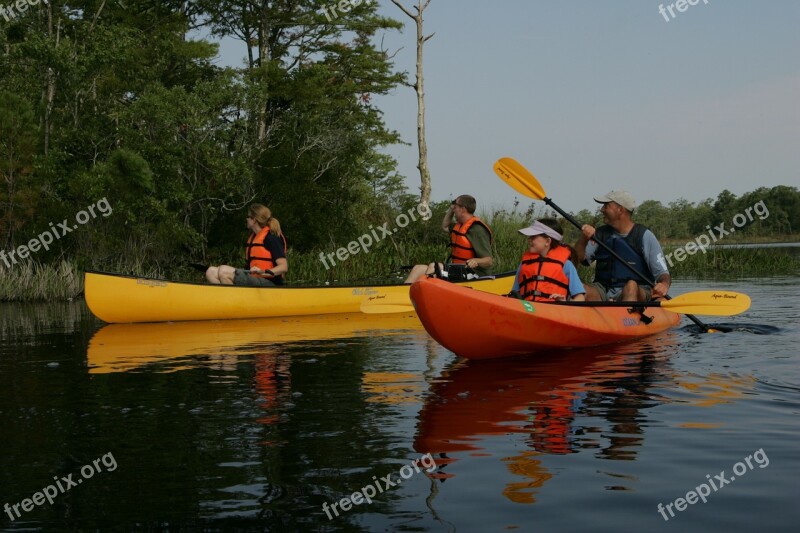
2, 206, 798, 302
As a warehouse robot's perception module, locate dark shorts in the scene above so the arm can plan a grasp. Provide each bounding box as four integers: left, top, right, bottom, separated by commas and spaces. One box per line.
444, 263, 468, 282
440, 262, 489, 281
233, 269, 277, 287
588, 282, 652, 302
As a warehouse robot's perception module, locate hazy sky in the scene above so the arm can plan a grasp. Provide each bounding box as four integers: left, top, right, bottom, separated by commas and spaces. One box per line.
219, 0, 800, 215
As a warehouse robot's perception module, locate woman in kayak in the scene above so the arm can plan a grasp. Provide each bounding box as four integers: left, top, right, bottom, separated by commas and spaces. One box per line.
206, 204, 288, 286
511, 218, 585, 302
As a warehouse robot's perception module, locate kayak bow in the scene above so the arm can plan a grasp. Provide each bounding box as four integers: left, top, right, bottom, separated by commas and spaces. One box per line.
410, 277, 681, 360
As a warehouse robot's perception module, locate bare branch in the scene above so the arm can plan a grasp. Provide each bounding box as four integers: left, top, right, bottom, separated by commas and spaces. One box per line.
390, 0, 416, 20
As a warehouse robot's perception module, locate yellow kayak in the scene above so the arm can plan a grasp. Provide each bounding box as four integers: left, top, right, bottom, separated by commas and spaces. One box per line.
84, 270, 515, 323
87, 312, 424, 373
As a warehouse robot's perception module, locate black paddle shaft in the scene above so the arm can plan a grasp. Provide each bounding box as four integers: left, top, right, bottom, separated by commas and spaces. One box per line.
541, 196, 714, 332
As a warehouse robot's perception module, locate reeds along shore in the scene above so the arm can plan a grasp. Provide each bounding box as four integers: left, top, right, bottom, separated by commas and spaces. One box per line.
1, 217, 798, 302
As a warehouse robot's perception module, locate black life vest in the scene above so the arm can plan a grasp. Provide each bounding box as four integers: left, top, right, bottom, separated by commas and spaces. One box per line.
591, 224, 653, 288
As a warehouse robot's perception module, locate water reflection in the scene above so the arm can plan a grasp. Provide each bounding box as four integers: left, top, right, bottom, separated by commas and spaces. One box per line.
86, 312, 422, 373
254, 351, 292, 428
362, 372, 424, 404
501, 451, 552, 504
412, 332, 763, 507
414, 341, 671, 456
413, 336, 673, 503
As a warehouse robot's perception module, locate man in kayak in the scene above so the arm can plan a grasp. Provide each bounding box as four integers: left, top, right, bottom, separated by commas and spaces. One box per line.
511, 218, 585, 301
404, 194, 493, 283
206, 204, 288, 286
574, 190, 670, 302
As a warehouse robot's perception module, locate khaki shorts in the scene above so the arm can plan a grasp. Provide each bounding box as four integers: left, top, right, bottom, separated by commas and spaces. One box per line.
233, 269, 277, 287
589, 282, 652, 302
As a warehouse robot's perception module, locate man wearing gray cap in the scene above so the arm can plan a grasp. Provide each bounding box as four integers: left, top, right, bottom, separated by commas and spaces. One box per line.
574, 190, 670, 302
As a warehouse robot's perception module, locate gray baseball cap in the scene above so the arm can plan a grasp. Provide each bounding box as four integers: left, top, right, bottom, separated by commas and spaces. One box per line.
594, 190, 636, 211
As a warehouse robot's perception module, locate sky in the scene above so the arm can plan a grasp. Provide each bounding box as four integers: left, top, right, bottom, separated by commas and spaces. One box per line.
217, 0, 800, 215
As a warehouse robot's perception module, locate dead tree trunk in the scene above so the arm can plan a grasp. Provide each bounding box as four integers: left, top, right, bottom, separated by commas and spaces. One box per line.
391, 0, 434, 210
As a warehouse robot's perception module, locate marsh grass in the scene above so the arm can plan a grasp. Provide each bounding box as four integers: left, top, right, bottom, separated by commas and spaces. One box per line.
1, 212, 797, 300
193, 234, 800, 288
664, 246, 800, 278
287, 208, 537, 285
0, 261, 82, 301
0, 259, 165, 302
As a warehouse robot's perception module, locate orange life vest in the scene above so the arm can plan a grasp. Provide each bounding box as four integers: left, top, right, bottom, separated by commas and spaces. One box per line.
449, 216, 493, 263
245, 227, 287, 277
518, 245, 572, 302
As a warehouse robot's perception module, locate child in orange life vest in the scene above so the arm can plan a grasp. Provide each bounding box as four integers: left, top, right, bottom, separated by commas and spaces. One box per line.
511, 219, 586, 302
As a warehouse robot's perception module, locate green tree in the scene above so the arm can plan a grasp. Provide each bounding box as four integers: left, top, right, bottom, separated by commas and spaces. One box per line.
634, 200, 668, 238
198, 0, 407, 253
0, 92, 38, 250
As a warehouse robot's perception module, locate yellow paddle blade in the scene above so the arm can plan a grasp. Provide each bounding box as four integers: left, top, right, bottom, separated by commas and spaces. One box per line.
360, 293, 415, 314
493, 157, 547, 200
663, 291, 751, 316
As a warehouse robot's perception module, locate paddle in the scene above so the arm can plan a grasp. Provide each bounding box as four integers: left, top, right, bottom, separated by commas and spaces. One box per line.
493, 157, 734, 333
360, 294, 415, 314
362, 287, 749, 316
552, 290, 750, 316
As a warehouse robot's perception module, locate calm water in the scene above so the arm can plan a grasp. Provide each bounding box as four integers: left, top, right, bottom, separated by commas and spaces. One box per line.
1, 278, 798, 532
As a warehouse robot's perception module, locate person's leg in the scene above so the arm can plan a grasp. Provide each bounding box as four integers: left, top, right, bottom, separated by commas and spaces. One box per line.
640, 285, 654, 301
423, 262, 443, 276
233, 268, 276, 286
619, 280, 642, 302
206, 266, 220, 284
404, 264, 429, 284
583, 282, 607, 302
218, 265, 237, 285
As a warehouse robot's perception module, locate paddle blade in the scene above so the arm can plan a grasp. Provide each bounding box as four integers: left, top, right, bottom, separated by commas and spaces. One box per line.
663, 291, 751, 316
360, 294, 415, 314
493, 158, 547, 200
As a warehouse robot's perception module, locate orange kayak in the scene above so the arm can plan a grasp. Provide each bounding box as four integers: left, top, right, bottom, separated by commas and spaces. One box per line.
409, 277, 681, 360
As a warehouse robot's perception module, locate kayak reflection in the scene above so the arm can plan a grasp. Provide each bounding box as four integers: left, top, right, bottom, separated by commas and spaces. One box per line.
87, 312, 422, 373
413, 332, 758, 504
413, 338, 682, 504
415, 345, 653, 455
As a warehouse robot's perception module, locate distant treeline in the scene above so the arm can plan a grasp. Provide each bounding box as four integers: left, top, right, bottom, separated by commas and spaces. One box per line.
571, 187, 798, 242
